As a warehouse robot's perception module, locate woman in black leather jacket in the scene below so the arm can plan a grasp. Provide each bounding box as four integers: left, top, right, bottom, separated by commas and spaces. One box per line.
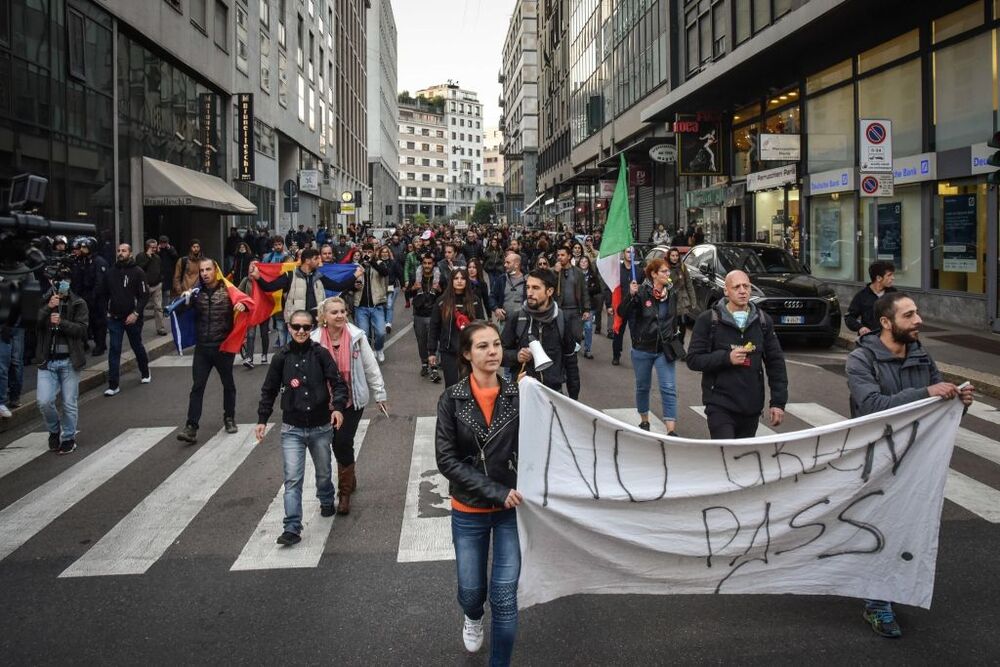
617, 257, 680, 435
435, 321, 522, 666
428, 268, 488, 387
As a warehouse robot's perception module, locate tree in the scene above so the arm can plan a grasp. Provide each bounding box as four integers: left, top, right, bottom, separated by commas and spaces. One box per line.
413, 212, 428, 227
471, 199, 496, 225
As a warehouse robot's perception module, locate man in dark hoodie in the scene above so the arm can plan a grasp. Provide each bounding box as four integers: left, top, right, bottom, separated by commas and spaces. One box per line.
102, 243, 150, 397
845, 260, 896, 337
686, 269, 788, 439
845, 291, 973, 639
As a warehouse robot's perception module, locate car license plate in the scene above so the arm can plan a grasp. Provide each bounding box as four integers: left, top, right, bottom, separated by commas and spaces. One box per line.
780, 315, 805, 325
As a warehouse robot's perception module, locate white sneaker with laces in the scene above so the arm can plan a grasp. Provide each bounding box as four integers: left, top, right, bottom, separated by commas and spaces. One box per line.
104, 387, 120, 397
462, 615, 484, 653
376, 350, 385, 363
0, 404, 11, 418
141, 374, 152, 384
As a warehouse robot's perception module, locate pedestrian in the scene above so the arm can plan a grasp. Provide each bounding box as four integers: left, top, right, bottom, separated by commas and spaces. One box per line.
35, 272, 88, 454
0, 316, 25, 417
378, 245, 401, 336
609, 247, 642, 363
435, 321, 522, 665
230, 241, 255, 285
238, 274, 270, 370
437, 242, 467, 286
666, 247, 698, 343
465, 257, 492, 315
490, 252, 527, 326
262, 236, 293, 347
577, 255, 603, 360
845, 291, 974, 638
483, 237, 505, 282
617, 258, 680, 434
846, 260, 897, 337
255, 310, 348, 546
172, 239, 204, 296
135, 238, 167, 335
71, 236, 108, 355
251, 247, 361, 324
651, 223, 669, 245
351, 244, 390, 362
102, 243, 151, 397
408, 253, 443, 381
501, 268, 581, 399
158, 235, 179, 307
685, 270, 788, 438
175, 258, 249, 443
225, 227, 242, 271
313, 297, 387, 515
428, 268, 488, 387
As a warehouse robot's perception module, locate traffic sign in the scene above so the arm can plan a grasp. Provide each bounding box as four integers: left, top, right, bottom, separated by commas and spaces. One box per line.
282, 179, 298, 198
860, 119, 893, 172
860, 172, 894, 198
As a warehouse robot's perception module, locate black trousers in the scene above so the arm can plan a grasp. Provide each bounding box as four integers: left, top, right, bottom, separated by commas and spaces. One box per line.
332, 405, 365, 466
186, 345, 236, 429
705, 405, 760, 440
440, 351, 460, 386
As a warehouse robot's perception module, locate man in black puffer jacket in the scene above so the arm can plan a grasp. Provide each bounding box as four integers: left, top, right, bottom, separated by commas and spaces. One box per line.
102, 243, 150, 397
686, 270, 788, 439
256, 310, 348, 546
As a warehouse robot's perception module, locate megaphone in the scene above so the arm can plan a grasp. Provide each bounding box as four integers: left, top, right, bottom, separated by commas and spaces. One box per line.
528, 338, 553, 371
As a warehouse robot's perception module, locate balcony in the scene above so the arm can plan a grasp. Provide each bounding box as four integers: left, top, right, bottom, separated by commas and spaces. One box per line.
498, 71, 505, 83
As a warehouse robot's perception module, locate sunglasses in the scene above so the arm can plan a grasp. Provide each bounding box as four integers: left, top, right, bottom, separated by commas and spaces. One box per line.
289, 323, 313, 332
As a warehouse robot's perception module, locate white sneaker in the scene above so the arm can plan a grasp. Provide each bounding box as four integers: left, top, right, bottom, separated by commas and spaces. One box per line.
462, 614, 484, 653
376, 350, 385, 363
0, 404, 11, 418
140, 375, 152, 384
104, 387, 120, 397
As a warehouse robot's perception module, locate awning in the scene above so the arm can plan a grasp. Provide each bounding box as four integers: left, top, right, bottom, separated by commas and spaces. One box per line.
522, 192, 546, 214
142, 157, 257, 214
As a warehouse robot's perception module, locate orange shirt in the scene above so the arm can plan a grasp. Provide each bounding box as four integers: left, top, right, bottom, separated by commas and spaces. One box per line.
452, 374, 503, 514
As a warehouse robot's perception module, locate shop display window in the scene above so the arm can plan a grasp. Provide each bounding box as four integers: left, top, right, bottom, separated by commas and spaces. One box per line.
860, 186, 922, 288
809, 193, 857, 282
932, 179, 987, 294
858, 59, 922, 157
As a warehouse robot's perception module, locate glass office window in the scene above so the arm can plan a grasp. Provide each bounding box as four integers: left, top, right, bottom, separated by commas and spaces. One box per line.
934, 32, 994, 151
858, 30, 918, 73
860, 185, 922, 288
858, 59, 922, 156
806, 59, 851, 94
809, 194, 857, 281
806, 85, 854, 172
933, 2, 983, 43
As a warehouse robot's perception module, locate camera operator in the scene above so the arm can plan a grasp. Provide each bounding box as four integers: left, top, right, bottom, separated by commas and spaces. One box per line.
353, 243, 390, 362
35, 273, 89, 454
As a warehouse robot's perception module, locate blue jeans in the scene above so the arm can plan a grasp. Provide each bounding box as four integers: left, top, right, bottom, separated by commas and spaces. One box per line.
631, 347, 677, 420
355, 305, 386, 351
0, 326, 24, 404
36, 358, 79, 440
384, 288, 397, 326
107, 317, 150, 389
280, 423, 336, 534
582, 309, 594, 353
271, 315, 289, 346
452, 508, 520, 667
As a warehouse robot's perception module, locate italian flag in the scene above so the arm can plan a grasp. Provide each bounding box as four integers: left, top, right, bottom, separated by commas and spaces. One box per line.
596, 153, 635, 335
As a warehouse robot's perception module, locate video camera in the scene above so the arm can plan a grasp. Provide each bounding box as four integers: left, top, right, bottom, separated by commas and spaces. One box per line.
0, 175, 97, 328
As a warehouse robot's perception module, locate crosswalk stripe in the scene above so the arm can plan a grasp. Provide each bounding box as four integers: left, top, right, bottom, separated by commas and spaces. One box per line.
602, 408, 669, 435
966, 402, 1000, 425
0, 428, 173, 562
689, 406, 777, 436
397, 417, 453, 563
0, 433, 52, 481
60, 425, 265, 578
230, 420, 369, 571
149, 355, 194, 367
785, 403, 1000, 524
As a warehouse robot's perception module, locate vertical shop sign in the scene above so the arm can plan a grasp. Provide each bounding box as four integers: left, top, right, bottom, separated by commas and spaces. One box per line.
942, 195, 978, 272
198, 92, 217, 174
237, 93, 255, 181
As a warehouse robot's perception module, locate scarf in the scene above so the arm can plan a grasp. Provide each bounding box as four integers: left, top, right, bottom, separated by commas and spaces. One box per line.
523, 299, 559, 324
321, 324, 353, 407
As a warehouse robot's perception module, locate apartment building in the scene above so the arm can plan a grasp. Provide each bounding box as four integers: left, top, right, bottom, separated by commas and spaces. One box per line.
500, 0, 539, 226
397, 100, 450, 220
365, 0, 399, 226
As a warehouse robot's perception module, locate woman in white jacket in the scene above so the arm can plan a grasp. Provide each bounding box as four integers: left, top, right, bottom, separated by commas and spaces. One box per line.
313, 296, 387, 514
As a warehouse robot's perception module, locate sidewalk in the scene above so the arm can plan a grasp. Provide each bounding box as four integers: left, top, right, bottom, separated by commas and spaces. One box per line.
836, 317, 1000, 399
0, 318, 178, 434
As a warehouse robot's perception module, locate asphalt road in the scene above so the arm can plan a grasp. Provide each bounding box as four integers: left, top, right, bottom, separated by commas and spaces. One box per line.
1, 302, 998, 665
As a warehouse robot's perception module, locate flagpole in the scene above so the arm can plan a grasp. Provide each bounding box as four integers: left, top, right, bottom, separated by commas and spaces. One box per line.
630, 245, 637, 283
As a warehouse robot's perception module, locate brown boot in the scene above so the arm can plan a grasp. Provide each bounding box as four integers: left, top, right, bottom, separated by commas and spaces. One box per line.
337, 463, 357, 515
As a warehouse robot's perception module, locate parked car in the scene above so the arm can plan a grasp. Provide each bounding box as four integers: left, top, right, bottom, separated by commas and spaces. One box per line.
643, 244, 690, 264
683, 242, 841, 347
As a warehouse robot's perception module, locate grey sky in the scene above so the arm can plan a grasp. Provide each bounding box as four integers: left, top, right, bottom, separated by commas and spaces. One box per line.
393, 0, 516, 131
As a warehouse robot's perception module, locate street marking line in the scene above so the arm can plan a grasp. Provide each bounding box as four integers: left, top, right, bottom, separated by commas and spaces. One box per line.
0, 428, 173, 562
0, 433, 52, 481
602, 408, 669, 435
60, 425, 266, 578
383, 322, 414, 351
397, 417, 453, 563
689, 406, 777, 436
230, 420, 369, 571
785, 403, 1000, 524
149, 355, 194, 367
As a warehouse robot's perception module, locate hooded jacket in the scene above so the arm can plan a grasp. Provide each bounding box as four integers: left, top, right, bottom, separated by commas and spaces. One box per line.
310, 322, 387, 409
846, 332, 941, 417
686, 300, 788, 416
103, 258, 149, 319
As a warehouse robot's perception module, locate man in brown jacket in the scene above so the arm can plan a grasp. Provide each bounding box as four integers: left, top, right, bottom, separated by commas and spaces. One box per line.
172, 239, 204, 296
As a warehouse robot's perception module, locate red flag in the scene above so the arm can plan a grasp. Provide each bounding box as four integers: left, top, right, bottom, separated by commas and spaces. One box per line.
338, 247, 356, 264
248, 261, 299, 327
212, 265, 257, 354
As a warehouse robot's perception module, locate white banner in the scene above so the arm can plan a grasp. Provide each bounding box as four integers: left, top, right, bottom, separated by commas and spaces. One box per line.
516, 378, 963, 610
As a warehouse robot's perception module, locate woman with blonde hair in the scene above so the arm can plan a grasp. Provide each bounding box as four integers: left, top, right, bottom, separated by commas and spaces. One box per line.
312, 296, 387, 514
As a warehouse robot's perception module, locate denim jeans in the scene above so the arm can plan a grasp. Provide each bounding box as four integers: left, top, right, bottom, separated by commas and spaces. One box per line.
0, 326, 24, 404
281, 423, 336, 534
36, 358, 79, 440
384, 288, 397, 326
452, 508, 520, 667
355, 305, 386, 351
271, 315, 289, 347
107, 317, 150, 389
582, 309, 594, 353
631, 347, 677, 420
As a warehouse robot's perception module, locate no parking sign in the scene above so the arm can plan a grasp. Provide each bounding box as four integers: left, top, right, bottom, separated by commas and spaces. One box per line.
860, 119, 893, 172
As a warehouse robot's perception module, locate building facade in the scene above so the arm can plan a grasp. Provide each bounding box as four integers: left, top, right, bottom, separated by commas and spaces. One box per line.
500, 0, 539, 227
483, 127, 506, 212
397, 99, 449, 221
331, 0, 369, 229
535, 0, 573, 227
365, 0, 399, 227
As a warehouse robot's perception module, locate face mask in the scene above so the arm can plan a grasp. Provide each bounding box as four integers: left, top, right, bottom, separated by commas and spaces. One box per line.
57, 280, 70, 295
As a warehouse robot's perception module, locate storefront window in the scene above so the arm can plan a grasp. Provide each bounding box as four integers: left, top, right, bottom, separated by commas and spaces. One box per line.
806, 59, 851, 94
764, 104, 799, 134
932, 179, 987, 294
809, 193, 857, 281
860, 186, 922, 288
755, 188, 800, 256
858, 59, 922, 156
732, 121, 759, 178
934, 31, 994, 151
806, 85, 854, 173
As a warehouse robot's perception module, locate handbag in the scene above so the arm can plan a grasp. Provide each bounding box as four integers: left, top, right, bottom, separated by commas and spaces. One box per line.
664, 332, 686, 362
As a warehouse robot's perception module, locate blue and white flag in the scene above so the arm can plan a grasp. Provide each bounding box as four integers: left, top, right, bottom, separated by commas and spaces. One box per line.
166, 290, 198, 355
